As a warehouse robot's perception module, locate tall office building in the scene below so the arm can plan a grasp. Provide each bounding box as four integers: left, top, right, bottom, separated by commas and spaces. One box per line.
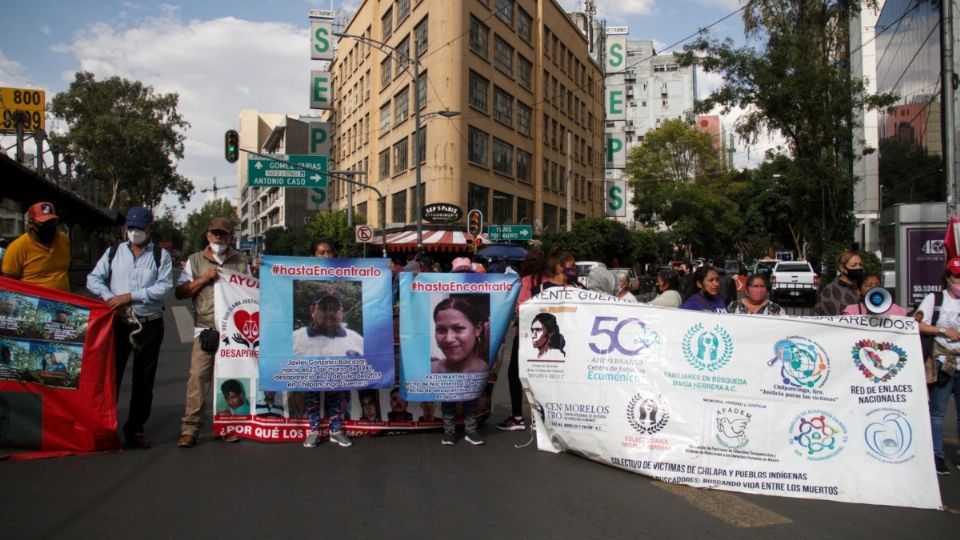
327, 0, 606, 251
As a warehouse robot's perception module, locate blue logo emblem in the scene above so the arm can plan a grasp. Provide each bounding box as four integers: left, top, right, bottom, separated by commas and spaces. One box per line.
864, 409, 913, 462
682, 323, 733, 372
767, 337, 830, 389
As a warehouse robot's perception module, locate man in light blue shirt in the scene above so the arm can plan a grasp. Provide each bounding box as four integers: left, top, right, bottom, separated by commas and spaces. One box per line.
87, 206, 172, 449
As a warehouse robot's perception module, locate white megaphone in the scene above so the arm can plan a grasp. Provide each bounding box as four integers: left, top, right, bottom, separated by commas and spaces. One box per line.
863, 286, 893, 314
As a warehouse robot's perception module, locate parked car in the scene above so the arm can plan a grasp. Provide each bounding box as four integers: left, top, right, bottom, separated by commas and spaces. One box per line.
723, 259, 741, 274
752, 258, 778, 277
609, 267, 640, 294
770, 260, 819, 305
575, 261, 606, 287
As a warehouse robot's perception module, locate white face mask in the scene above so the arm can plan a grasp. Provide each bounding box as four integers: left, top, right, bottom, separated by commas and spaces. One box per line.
210, 242, 228, 255
127, 229, 147, 245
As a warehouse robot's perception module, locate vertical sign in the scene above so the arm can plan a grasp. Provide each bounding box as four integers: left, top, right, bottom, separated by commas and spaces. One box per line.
311, 20, 334, 60
605, 179, 626, 217
307, 122, 332, 156
606, 86, 625, 121
310, 71, 333, 110
606, 131, 626, 169
606, 36, 627, 74
906, 228, 946, 306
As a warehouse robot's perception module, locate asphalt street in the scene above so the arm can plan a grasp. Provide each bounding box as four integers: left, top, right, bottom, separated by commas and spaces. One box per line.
2, 297, 959, 539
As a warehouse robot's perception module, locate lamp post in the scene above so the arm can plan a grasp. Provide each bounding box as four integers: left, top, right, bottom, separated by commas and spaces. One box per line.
333, 31, 459, 254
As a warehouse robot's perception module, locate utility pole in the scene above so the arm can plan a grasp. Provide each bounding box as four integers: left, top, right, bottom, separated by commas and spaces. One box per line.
943, 0, 957, 216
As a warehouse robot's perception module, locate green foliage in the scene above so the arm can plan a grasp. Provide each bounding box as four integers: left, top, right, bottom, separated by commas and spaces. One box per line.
626, 119, 721, 185
49, 71, 193, 209
540, 218, 637, 266
821, 244, 880, 285
262, 211, 368, 257
151, 206, 186, 254
182, 199, 238, 254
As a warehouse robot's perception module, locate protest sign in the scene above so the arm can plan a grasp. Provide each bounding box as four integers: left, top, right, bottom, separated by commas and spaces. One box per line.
520, 289, 941, 509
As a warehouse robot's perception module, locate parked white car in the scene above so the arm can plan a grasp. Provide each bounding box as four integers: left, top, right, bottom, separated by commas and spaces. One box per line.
770, 260, 819, 306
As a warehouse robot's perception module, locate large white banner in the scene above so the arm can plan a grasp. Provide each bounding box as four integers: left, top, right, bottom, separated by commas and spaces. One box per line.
519, 288, 942, 509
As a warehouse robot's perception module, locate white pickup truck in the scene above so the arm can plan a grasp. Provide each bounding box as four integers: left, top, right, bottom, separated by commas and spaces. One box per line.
770, 261, 819, 306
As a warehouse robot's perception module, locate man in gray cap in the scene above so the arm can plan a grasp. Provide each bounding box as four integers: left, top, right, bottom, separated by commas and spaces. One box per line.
174, 217, 249, 448
87, 206, 173, 449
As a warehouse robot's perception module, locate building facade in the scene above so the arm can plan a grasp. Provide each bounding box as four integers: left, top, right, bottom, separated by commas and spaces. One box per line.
327, 0, 605, 246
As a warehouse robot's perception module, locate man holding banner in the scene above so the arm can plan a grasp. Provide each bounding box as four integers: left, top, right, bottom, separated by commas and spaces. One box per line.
86, 206, 173, 449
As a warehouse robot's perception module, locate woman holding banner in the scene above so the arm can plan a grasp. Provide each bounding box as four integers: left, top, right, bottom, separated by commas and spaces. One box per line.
679, 267, 728, 313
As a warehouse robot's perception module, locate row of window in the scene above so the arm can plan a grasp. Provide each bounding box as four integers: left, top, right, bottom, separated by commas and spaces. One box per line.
376, 128, 427, 179
373, 76, 427, 140
477, 0, 534, 45
380, 16, 428, 91
541, 112, 598, 167
467, 182, 536, 226
469, 17, 534, 93
543, 24, 594, 97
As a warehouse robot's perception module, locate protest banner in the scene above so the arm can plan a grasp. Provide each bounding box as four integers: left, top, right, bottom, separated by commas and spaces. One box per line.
0, 276, 119, 458
520, 288, 942, 509
399, 272, 519, 401
258, 256, 394, 392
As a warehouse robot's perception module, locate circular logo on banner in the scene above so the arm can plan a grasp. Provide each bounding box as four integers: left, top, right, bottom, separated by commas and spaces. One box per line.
626, 393, 670, 434
863, 408, 914, 463
851, 340, 908, 383
219, 298, 260, 349
789, 410, 847, 461
682, 323, 733, 372
715, 407, 752, 449
768, 337, 830, 389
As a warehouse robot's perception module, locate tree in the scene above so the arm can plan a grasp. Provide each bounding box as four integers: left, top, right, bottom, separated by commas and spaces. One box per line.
676, 0, 898, 259
262, 211, 367, 257
151, 206, 186, 253
49, 71, 193, 210
626, 119, 721, 186
540, 218, 638, 266
182, 200, 238, 254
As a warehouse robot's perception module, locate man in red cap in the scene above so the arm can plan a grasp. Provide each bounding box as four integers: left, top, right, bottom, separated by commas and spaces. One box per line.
1, 202, 71, 291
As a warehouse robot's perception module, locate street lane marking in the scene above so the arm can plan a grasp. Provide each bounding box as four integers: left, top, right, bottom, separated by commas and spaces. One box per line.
172, 306, 194, 344
654, 482, 793, 529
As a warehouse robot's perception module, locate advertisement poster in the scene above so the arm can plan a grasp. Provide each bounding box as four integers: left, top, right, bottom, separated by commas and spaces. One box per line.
0, 277, 119, 458
258, 256, 394, 392
399, 272, 519, 401
906, 228, 946, 307
520, 289, 941, 509
213, 270, 486, 442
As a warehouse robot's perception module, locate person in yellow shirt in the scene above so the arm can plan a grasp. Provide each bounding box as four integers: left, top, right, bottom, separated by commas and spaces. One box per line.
1, 202, 71, 291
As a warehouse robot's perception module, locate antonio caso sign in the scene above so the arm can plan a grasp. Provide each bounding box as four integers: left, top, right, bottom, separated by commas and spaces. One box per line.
422, 204, 463, 224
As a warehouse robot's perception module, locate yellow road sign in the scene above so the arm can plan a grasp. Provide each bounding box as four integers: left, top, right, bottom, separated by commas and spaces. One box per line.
0, 87, 45, 133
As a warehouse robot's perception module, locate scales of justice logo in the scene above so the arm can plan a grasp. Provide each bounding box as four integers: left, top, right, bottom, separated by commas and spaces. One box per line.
767, 337, 830, 388
681, 323, 733, 372
220, 299, 260, 349
626, 393, 670, 434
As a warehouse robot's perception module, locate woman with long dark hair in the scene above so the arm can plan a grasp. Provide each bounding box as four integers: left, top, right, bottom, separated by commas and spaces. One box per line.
679, 266, 727, 313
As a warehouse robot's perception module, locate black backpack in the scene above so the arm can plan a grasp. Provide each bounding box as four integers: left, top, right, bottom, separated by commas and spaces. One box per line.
918, 291, 943, 360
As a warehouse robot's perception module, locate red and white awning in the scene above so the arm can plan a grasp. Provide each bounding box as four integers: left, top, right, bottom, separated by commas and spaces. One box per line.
372, 230, 489, 252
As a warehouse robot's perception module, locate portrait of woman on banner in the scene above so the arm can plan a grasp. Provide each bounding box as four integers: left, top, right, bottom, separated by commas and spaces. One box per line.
430, 295, 490, 374
530, 312, 566, 361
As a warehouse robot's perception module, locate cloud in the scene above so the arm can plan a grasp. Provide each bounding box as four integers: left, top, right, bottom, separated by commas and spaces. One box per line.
0, 51, 32, 87
53, 13, 314, 213
557, 0, 655, 19
694, 0, 744, 10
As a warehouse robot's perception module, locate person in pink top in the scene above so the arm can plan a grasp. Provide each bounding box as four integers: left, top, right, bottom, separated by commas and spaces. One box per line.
842, 272, 907, 316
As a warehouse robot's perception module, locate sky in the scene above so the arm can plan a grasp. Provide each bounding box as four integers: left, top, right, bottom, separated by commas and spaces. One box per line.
0, 0, 761, 221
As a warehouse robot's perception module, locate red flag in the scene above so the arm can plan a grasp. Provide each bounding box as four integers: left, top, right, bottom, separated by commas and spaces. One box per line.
945, 215, 960, 260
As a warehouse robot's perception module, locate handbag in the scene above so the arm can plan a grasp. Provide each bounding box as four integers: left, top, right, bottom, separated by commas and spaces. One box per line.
199, 328, 221, 353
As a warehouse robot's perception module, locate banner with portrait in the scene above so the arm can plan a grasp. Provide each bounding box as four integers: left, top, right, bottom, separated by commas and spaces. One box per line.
212, 269, 487, 442
0, 276, 119, 458
258, 256, 394, 392
399, 272, 519, 402
520, 288, 941, 509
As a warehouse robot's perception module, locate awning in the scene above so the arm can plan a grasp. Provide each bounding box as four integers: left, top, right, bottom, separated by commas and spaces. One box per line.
373, 229, 490, 252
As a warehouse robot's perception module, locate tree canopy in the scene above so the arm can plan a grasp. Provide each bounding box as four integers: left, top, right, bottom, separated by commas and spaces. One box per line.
182, 199, 238, 254
49, 71, 193, 210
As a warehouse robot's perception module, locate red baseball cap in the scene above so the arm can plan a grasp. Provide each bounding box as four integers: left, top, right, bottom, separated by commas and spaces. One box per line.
948, 258, 960, 275
27, 202, 58, 223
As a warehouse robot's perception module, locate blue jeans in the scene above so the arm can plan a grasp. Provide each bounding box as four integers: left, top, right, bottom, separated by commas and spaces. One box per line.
929, 373, 960, 459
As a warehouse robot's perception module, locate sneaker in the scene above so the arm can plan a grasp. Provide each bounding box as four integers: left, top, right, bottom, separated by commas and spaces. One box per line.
497, 416, 526, 431
303, 430, 321, 448
464, 431, 485, 446
441, 432, 456, 446
936, 457, 951, 476
329, 430, 353, 447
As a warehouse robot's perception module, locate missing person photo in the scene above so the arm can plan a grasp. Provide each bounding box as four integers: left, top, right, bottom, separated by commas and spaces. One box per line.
291, 281, 364, 357
429, 294, 491, 374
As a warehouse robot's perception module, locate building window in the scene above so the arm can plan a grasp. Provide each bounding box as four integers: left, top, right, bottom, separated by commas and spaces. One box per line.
542, 113, 549, 144
396, 35, 410, 74
468, 183, 489, 217
495, 0, 513, 27
550, 161, 558, 191
560, 208, 567, 228
517, 55, 532, 91
516, 149, 532, 183
380, 57, 392, 89
394, 86, 409, 125
543, 69, 550, 100
468, 126, 489, 166
409, 183, 425, 221
493, 86, 513, 126
517, 197, 533, 223
517, 7, 532, 43
517, 101, 531, 137
543, 203, 557, 232
415, 16, 429, 58
493, 35, 513, 77
542, 158, 549, 191
416, 72, 427, 110
416, 126, 426, 165
396, 0, 410, 23
391, 190, 406, 223
559, 166, 566, 194
469, 71, 489, 112
493, 138, 513, 176
469, 16, 489, 58
379, 102, 392, 135
382, 8, 393, 39
493, 191, 513, 224
393, 138, 409, 174
379, 149, 390, 179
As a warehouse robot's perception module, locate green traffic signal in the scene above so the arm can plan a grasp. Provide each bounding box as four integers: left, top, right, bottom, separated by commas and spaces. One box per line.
224, 129, 240, 163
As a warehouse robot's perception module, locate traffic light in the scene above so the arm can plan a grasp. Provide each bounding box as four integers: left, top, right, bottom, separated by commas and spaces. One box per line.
467, 238, 477, 253
467, 209, 483, 237
224, 130, 240, 163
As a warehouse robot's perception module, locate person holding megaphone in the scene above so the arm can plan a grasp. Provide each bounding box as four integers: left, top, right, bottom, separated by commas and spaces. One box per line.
842, 273, 907, 316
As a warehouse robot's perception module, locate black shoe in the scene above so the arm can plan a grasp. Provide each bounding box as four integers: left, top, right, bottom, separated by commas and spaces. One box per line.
935, 457, 951, 476
124, 433, 152, 449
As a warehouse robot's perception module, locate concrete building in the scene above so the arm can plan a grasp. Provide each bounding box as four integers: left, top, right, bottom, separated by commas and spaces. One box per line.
850, 1, 883, 253
327, 0, 605, 251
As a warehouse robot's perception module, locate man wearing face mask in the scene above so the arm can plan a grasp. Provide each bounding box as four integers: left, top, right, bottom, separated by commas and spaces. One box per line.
2, 202, 71, 291
175, 217, 250, 448
812, 250, 864, 316
86, 206, 173, 449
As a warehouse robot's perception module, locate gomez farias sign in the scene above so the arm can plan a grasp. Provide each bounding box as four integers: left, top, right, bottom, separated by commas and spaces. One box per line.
422, 204, 463, 224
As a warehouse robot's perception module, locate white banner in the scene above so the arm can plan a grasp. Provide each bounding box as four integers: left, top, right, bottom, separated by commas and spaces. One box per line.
519, 289, 942, 509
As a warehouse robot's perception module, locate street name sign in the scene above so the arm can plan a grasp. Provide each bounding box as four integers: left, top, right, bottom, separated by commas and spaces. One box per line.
487, 224, 532, 241
247, 154, 328, 188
